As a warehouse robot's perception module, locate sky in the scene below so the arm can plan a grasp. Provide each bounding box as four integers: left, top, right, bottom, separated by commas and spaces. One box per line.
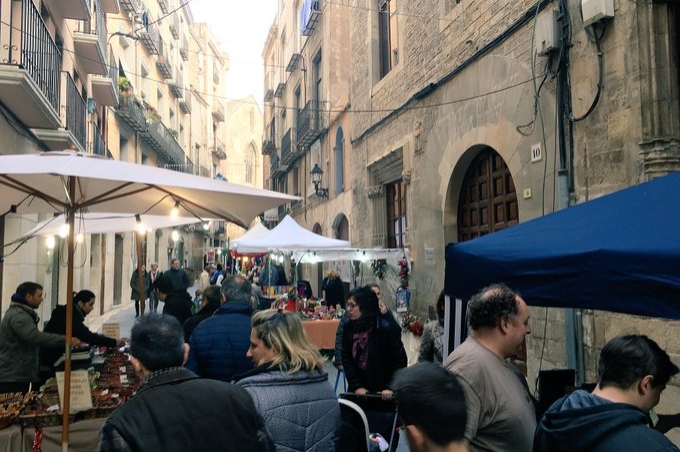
187, 0, 278, 110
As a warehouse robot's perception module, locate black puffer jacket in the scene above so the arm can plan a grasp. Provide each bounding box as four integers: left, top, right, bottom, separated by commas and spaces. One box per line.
99, 368, 275, 452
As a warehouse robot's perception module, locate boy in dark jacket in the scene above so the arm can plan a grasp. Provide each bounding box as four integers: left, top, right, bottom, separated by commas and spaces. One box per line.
534, 334, 680, 452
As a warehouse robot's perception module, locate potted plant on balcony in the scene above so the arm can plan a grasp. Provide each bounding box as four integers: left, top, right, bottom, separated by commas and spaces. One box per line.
143, 103, 162, 123
168, 128, 179, 139
118, 76, 140, 107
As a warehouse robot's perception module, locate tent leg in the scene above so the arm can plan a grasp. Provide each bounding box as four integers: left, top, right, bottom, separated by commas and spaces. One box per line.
565, 308, 585, 386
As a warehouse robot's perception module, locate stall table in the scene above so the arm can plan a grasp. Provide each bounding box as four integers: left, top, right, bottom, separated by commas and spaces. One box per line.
301, 319, 340, 350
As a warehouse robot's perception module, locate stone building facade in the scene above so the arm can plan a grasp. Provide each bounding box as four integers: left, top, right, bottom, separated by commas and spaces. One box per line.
264, 0, 680, 431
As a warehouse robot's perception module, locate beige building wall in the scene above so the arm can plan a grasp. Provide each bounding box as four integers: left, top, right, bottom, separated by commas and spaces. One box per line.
346, 0, 680, 434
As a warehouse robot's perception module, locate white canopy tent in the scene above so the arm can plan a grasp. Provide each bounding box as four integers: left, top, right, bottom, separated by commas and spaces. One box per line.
291, 247, 410, 268
231, 222, 270, 249
234, 215, 351, 253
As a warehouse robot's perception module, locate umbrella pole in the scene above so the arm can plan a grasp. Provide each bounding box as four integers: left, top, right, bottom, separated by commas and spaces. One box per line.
61, 179, 76, 451
136, 232, 145, 315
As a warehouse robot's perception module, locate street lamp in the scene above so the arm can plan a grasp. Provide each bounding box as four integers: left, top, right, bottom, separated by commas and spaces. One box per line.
310, 163, 329, 198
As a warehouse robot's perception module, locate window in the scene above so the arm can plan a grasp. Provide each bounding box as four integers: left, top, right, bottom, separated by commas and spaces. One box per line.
245, 144, 256, 185
379, 0, 392, 78
334, 127, 344, 195
386, 179, 407, 248
313, 51, 322, 103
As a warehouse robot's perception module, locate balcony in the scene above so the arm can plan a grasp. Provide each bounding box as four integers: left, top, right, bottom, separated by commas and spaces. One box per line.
139, 22, 162, 55
169, 13, 180, 39
116, 97, 147, 132
199, 165, 210, 178
141, 121, 185, 166
211, 139, 226, 160
180, 35, 189, 61
164, 164, 194, 174
262, 121, 276, 156
281, 128, 298, 165
72, 0, 108, 75
155, 41, 173, 79
286, 53, 301, 72
118, 0, 141, 13
32, 73, 86, 153
0, 0, 61, 129
301, 0, 322, 36
212, 99, 225, 122
43, 0, 89, 20
179, 89, 191, 113
264, 89, 274, 102
92, 123, 107, 156
297, 99, 324, 148
91, 47, 118, 106
274, 82, 286, 98
170, 69, 183, 98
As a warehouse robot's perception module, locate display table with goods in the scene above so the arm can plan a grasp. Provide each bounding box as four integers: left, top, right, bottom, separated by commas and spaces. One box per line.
0, 348, 138, 452
266, 287, 343, 351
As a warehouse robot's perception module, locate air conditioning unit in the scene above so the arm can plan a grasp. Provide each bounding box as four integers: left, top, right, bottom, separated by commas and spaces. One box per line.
581, 0, 614, 27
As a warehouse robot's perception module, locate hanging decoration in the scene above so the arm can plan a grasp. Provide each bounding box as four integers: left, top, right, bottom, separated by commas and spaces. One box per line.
398, 258, 409, 288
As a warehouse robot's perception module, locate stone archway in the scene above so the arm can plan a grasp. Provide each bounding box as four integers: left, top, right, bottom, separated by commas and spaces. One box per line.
332, 213, 349, 240
457, 147, 519, 241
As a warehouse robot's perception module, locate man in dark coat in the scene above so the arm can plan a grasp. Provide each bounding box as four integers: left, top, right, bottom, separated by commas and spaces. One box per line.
98, 313, 274, 452
165, 258, 191, 292
154, 274, 193, 326
186, 275, 254, 382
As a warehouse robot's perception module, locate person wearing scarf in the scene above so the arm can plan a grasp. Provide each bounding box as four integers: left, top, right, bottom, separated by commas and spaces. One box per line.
341, 285, 407, 398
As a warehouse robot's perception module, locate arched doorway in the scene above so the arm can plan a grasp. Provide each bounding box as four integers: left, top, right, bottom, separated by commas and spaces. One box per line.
455, 147, 526, 370
458, 147, 518, 242
332, 214, 349, 240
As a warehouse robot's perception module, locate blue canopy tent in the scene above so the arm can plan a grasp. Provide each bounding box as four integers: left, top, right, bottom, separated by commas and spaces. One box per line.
444, 171, 680, 350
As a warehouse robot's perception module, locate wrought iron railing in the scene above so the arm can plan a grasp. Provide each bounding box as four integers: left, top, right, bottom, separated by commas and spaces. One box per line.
297, 99, 323, 147
281, 127, 296, 164
92, 123, 106, 156
64, 72, 86, 149
143, 121, 185, 165
0, 0, 60, 113
116, 97, 147, 132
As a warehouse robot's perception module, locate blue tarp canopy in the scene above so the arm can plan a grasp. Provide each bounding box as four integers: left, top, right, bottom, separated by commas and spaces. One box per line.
445, 171, 680, 320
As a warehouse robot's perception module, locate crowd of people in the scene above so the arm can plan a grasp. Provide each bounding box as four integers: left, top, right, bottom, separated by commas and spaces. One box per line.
0, 269, 679, 452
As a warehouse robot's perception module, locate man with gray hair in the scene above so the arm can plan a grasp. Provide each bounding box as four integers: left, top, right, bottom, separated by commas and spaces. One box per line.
443, 283, 535, 452
99, 313, 274, 452
185, 275, 254, 382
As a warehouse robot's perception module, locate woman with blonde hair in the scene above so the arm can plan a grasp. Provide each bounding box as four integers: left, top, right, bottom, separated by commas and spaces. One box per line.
234, 309, 339, 452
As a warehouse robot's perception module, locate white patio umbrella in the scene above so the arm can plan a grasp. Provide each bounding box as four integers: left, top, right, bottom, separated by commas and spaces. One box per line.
0, 150, 298, 448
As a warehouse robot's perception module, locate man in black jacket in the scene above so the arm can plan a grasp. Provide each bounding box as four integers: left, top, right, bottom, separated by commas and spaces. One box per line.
98, 313, 274, 452
154, 274, 194, 326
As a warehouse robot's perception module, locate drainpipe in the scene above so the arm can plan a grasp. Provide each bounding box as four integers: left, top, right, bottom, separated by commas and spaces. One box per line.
556, 0, 585, 385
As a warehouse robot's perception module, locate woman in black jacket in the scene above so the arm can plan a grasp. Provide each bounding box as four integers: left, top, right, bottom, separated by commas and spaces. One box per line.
41, 290, 124, 370
341, 286, 407, 397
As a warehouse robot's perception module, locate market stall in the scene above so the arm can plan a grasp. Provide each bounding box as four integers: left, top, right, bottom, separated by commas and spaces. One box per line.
444, 170, 680, 354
